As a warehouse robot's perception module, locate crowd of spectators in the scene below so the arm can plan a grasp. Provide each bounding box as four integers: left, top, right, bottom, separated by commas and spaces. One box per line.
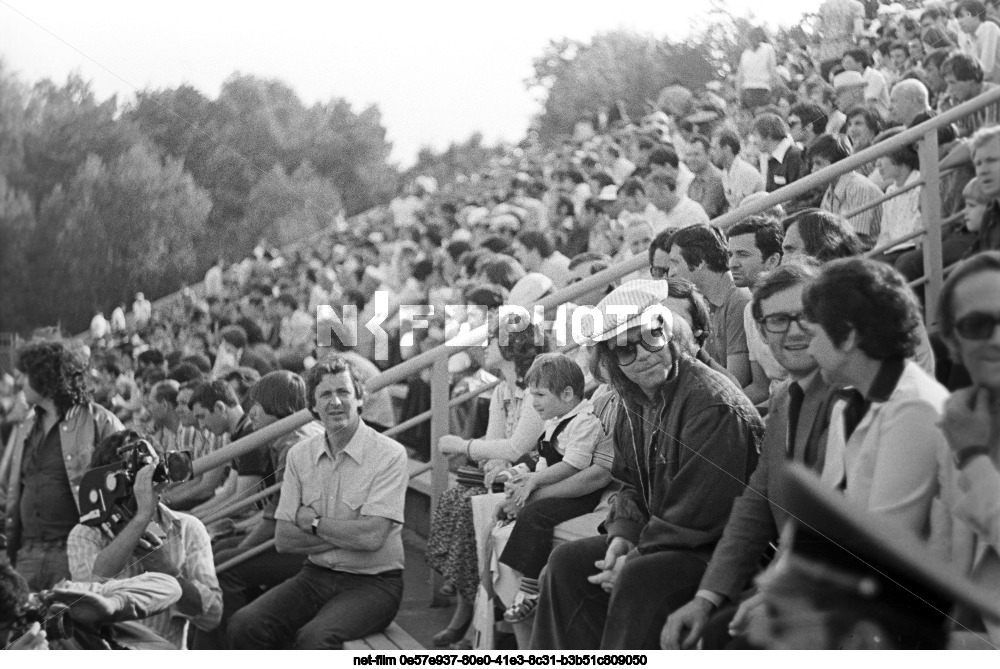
3, 0, 1000, 652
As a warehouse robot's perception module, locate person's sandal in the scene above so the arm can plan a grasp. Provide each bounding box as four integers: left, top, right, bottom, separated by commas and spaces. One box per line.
503, 595, 538, 623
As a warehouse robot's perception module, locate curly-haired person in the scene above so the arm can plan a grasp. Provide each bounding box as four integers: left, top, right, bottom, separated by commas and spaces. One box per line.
4, 341, 123, 590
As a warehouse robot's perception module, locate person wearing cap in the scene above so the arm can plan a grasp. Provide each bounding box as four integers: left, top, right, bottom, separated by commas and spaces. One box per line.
829, 70, 868, 136
804, 258, 951, 537
529, 281, 762, 650
936, 251, 1000, 645
746, 464, 1000, 649
710, 129, 764, 214
842, 48, 891, 114
661, 262, 841, 649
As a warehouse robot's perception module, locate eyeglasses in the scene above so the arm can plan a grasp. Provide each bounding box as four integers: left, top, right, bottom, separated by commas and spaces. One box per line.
954, 311, 1000, 340
606, 325, 668, 366
650, 265, 669, 280
759, 311, 811, 334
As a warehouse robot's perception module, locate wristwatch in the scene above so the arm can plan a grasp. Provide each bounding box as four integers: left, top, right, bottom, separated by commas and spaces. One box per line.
954, 446, 992, 469
311, 517, 321, 535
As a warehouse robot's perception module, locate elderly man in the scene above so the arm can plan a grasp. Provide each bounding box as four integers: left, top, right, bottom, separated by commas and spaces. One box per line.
227, 357, 409, 649
529, 281, 762, 650
937, 251, 1000, 646
889, 78, 935, 126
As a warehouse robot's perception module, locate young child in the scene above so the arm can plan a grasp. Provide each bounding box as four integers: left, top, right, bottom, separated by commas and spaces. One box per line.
497, 352, 614, 623
963, 176, 988, 234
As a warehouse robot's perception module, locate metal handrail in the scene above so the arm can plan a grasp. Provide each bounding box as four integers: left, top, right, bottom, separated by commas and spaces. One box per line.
206, 86, 1000, 578
192, 84, 1000, 478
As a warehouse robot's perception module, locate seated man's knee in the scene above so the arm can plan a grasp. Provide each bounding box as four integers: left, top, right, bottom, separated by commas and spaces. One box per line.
293, 622, 344, 650
226, 607, 254, 647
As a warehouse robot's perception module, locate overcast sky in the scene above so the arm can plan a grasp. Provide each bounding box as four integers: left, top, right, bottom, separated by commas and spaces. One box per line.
0, 0, 822, 166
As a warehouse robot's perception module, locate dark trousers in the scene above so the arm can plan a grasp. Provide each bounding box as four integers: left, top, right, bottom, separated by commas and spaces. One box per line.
498, 491, 603, 579
227, 562, 403, 649
529, 535, 707, 650
193, 546, 306, 649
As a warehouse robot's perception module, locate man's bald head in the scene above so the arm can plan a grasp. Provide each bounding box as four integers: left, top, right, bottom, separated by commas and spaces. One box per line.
889, 79, 931, 126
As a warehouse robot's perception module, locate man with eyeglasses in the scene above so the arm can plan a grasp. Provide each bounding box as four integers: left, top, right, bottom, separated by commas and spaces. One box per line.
936, 251, 1000, 646
530, 281, 762, 650
661, 262, 839, 650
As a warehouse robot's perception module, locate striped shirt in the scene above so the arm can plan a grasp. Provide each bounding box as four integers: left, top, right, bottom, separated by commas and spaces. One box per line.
67, 505, 222, 649
821, 171, 883, 249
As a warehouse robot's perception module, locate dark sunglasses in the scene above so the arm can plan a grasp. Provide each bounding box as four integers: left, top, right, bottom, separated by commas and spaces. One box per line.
954, 311, 1000, 340
650, 265, 669, 280
759, 311, 811, 334
606, 325, 667, 366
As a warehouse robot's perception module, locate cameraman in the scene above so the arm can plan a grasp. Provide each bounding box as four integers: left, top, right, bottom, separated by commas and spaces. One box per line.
1, 559, 181, 650
66, 432, 222, 649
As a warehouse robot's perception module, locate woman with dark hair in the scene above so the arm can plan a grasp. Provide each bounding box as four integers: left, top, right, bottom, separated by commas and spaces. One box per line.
426, 316, 549, 648
737, 27, 778, 112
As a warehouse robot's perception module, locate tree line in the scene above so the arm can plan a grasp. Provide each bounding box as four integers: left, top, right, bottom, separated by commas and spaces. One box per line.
0, 64, 397, 334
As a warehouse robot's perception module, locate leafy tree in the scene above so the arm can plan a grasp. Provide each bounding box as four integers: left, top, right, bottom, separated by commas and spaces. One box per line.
527, 31, 716, 146
18, 74, 142, 209
30, 144, 210, 331
0, 176, 36, 332
405, 132, 508, 192
245, 161, 342, 247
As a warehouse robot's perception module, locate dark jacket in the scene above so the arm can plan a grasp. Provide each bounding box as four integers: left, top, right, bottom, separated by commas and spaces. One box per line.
699, 373, 838, 601
604, 355, 763, 558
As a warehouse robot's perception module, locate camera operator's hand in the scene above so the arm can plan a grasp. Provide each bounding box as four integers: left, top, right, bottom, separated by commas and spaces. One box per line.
134, 464, 159, 521
49, 589, 122, 625
8, 622, 48, 650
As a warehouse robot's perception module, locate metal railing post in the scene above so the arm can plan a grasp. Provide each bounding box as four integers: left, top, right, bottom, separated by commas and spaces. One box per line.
428, 356, 451, 606
918, 129, 945, 328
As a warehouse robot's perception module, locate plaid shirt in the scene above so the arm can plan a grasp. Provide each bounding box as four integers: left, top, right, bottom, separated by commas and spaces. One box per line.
66, 505, 222, 649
